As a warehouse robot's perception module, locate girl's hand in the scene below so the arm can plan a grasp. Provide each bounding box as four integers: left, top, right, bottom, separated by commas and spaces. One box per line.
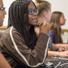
59, 47, 66, 52
34, 17, 48, 36
59, 50, 68, 56
34, 26, 40, 36
56, 44, 68, 52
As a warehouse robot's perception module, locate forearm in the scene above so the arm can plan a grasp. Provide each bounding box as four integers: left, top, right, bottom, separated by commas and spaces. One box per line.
21, 33, 49, 67
0, 53, 11, 68
5, 33, 49, 67
48, 51, 60, 56
56, 44, 68, 46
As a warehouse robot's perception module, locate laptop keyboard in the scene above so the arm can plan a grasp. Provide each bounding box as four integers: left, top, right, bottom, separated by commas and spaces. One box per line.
50, 59, 68, 68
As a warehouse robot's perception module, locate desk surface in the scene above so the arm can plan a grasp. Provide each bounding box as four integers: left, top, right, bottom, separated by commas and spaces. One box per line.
45, 57, 68, 68
46, 56, 68, 62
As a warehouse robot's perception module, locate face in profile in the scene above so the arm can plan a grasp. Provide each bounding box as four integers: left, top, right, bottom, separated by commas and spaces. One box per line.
60, 14, 66, 25
28, 2, 38, 26
0, 0, 6, 26
45, 10, 51, 23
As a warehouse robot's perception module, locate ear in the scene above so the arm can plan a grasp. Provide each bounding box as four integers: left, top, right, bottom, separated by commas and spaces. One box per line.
43, 11, 47, 18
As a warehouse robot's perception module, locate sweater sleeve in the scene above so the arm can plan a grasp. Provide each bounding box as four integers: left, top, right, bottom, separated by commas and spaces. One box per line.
0, 27, 49, 67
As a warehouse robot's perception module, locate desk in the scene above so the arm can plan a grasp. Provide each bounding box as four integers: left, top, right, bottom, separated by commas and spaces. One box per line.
45, 57, 68, 68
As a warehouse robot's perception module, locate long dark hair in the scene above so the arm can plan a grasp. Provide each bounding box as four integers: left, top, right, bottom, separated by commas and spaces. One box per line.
8, 0, 37, 49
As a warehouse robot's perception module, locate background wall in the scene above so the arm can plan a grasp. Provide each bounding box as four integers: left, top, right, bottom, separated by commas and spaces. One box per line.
45, 0, 68, 29
3, 0, 68, 29
3, 0, 15, 26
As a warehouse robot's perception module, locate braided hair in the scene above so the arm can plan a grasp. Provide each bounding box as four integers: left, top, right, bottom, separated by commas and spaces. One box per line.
8, 0, 37, 50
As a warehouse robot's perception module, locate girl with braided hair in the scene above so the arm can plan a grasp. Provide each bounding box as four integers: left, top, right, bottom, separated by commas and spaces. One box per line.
0, 0, 49, 68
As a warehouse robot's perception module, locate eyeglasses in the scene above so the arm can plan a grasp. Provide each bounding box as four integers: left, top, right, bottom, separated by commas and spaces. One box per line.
0, 7, 5, 11
28, 9, 39, 15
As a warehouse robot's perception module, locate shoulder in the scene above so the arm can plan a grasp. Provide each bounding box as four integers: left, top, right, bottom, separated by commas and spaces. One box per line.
49, 30, 55, 36
0, 26, 24, 44
49, 30, 55, 33
2, 26, 22, 38
0, 27, 11, 40
9, 27, 25, 45
11, 27, 24, 41
0, 26, 17, 39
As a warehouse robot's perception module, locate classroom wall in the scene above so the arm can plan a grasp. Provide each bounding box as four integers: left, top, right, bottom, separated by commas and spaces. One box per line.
3, 0, 15, 26
3, 0, 68, 29
45, 0, 68, 29
34, 0, 68, 29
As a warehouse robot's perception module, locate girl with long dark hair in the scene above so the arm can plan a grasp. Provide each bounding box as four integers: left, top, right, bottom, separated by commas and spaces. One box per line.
0, 0, 49, 67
